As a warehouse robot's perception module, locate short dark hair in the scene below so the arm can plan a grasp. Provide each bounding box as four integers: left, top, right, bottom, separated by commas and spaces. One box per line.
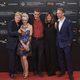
34, 8, 40, 13
57, 8, 65, 13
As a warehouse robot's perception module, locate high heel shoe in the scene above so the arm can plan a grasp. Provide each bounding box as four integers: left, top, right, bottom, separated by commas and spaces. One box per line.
23, 74, 29, 79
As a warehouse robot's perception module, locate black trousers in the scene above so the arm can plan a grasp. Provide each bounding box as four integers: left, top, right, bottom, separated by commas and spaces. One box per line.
31, 38, 44, 72
8, 49, 21, 74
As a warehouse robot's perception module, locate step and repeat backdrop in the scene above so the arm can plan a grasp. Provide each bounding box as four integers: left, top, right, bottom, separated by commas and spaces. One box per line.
0, 0, 80, 71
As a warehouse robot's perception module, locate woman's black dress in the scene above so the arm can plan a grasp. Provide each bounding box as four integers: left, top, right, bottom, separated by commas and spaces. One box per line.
44, 23, 57, 76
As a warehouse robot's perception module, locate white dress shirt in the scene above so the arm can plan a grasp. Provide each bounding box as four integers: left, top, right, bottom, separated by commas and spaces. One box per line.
58, 17, 66, 31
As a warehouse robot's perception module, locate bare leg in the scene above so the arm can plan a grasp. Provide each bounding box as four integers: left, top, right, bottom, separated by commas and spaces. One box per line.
22, 56, 28, 77
20, 57, 25, 75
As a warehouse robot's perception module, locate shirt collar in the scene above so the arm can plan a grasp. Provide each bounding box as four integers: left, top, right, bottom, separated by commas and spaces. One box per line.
58, 17, 66, 22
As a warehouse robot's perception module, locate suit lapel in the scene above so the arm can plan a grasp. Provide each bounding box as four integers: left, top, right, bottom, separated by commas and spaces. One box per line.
57, 21, 59, 32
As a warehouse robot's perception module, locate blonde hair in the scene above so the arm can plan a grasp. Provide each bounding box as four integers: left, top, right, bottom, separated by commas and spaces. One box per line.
15, 12, 22, 17
22, 13, 29, 20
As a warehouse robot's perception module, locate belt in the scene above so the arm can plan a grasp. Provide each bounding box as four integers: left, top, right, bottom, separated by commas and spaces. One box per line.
33, 37, 43, 40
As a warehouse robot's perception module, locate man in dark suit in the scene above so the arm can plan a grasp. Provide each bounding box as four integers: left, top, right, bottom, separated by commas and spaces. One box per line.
30, 8, 44, 77
56, 8, 74, 80
7, 12, 22, 79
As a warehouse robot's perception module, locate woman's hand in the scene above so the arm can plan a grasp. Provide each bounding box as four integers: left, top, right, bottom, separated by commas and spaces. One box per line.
18, 28, 26, 36
21, 31, 26, 36
20, 40, 23, 44
20, 40, 28, 51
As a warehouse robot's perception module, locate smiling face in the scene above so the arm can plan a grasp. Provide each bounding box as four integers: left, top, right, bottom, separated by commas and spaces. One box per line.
46, 14, 52, 22
57, 9, 64, 19
22, 13, 29, 25
22, 17, 28, 25
15, 15, 21, 23
14, 12, 22, 23
33, 11, 40, 20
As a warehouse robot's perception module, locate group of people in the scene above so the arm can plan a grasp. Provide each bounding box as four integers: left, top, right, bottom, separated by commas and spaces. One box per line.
6, 8, 74, 80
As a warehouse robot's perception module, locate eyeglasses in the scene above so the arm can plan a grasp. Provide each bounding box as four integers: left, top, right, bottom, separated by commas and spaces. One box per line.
15, 16, 21, 19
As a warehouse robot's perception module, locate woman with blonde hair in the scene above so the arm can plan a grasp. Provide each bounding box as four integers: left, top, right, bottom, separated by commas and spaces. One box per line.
18, 13, 32, 78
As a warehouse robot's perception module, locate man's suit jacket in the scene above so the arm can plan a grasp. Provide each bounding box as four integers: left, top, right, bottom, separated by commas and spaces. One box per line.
56, 18, 73, 48
7, 20, 21, 49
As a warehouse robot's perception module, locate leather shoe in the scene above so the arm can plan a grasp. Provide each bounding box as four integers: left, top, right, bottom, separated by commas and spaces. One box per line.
69, 74, 74, 80
39, 72, 44, 77
56, 71, 65, 77
9, 74, 16, 79
48, 72, 55, 76
34, 71, 38, 76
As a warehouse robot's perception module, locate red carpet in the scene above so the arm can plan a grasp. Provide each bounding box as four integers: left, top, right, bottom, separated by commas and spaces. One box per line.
0, 71, 80, 80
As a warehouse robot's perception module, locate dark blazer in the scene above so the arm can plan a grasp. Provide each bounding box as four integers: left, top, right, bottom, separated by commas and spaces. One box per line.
56, 18, 73, 48
7, 20, 21, 49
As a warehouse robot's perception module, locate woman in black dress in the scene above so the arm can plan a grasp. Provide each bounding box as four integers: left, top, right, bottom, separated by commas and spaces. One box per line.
44, 12, 57, 76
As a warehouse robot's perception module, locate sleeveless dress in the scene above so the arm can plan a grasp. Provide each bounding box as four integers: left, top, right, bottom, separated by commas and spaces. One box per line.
18, 26, 30, 56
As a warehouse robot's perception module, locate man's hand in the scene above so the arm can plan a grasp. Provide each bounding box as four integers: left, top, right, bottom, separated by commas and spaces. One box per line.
18, 29, 22, 33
